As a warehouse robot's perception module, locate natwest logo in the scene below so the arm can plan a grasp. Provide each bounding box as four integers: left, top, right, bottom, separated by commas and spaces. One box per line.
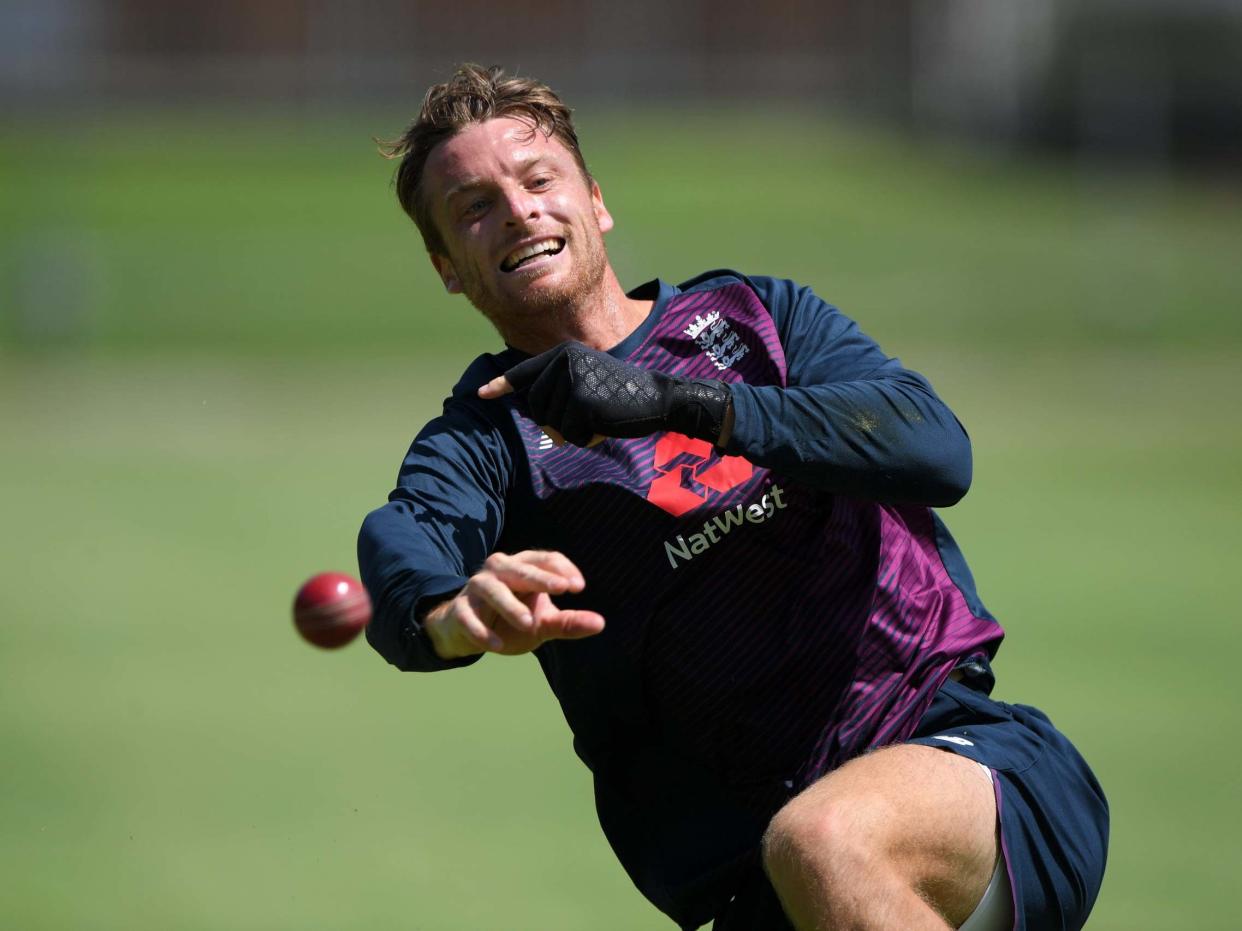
645, 433, 754, 517
663, 485, 787, 569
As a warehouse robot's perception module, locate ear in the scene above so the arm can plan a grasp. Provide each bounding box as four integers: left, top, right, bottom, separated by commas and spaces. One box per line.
591, 180, 614, 235
429, 253, 462, 294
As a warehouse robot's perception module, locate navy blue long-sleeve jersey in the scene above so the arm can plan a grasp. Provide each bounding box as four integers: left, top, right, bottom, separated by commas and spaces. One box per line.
358, 271, 1002, 928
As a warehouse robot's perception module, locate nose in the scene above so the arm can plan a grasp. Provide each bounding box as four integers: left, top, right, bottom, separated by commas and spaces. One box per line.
500, 183, 541, 225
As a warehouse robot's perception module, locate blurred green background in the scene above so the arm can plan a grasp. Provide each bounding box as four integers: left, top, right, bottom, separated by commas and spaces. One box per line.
2, 103, 1240, 931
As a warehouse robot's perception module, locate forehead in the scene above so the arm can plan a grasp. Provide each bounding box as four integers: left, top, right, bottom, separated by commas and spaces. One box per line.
424, 117, 575, 195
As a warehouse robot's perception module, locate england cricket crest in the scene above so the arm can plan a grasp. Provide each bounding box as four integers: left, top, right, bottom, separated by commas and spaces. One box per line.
684, 311, 749, 371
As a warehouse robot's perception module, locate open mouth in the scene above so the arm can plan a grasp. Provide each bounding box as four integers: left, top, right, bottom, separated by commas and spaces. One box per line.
500, 237, 565, 273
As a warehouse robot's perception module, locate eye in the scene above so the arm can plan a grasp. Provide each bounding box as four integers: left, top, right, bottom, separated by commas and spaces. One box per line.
463, 198, 489, 218
529, 175, 553, 190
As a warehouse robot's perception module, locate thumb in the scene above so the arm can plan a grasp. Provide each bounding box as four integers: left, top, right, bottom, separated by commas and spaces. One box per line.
478, 374, 513, 399
497, 343, 575, 394
536, 608, 606, 642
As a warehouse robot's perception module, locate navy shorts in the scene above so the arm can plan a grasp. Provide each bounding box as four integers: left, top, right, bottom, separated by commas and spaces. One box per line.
712, 679, 1109, 931
907, 679, 1110, 930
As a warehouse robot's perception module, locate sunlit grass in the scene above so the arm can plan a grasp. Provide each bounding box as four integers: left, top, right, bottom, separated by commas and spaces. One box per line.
2, 110, 1239, 929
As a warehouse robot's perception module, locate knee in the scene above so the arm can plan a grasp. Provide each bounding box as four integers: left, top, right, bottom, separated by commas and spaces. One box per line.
761, 791, 888, 892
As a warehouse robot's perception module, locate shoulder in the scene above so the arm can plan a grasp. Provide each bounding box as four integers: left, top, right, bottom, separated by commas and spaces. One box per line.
449, 349, 524, 401
398, 351, 525, 487
676, 272, 873, 374
676, 270, 831, 316
433, 348, 529, 428
407, 349, 526, 451
676, 268, 750, 293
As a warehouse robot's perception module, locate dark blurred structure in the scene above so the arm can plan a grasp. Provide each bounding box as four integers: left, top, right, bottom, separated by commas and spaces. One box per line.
2, 0, 1241, 168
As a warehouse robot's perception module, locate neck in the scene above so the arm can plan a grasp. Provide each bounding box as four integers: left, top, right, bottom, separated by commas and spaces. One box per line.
498, 267, 653, 355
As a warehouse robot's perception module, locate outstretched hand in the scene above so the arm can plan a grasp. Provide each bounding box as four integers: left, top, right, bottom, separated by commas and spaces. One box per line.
423, 550, 605, 659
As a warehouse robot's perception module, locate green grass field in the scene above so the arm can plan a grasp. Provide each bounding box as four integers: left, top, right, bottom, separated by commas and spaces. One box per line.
2, 110, 1240, 929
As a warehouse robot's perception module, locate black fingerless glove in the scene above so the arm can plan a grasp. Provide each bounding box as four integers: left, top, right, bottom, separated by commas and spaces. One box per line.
502, 341, 732, 447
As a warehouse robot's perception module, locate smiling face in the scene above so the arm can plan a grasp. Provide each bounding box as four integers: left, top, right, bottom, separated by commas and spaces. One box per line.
422, 117, 616, 340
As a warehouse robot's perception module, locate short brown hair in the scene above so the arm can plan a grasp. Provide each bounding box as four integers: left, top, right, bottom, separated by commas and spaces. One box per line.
380, 64, 590, 255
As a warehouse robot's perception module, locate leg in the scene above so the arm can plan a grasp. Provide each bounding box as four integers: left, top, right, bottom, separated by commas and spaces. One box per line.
761, 745, 998, 931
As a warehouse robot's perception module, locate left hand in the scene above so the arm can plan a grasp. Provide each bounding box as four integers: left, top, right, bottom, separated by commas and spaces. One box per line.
478, 341, 731, 448
423, 550, 604, 659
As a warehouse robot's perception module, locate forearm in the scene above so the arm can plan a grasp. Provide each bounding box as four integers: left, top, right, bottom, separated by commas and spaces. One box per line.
727, 277, 972, 506
362, 569, 477, 673
357, 503, 480, 672
724, 374, 972, 506
358, 392, 515, 672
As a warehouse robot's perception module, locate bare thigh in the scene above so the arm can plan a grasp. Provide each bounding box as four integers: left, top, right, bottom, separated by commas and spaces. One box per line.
765, 744, 999, 927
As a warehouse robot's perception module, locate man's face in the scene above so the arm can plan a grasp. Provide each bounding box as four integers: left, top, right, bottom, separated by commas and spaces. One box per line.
422, 117, 614, 331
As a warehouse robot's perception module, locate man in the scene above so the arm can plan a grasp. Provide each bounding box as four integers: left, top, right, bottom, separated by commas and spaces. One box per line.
359, 64, 1108, 930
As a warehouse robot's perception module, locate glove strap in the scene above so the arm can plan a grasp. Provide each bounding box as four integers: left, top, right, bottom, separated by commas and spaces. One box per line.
667, 379, 732, 444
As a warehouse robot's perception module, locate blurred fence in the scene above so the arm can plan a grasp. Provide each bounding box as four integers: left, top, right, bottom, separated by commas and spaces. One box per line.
3, 0, 1240, 357
3, 0, 1241, 165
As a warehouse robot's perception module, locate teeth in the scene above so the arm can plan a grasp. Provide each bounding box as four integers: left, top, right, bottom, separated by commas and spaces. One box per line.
502, 238, 563, 272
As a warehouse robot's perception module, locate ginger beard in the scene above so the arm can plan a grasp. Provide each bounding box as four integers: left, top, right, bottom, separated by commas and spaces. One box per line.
445, 212, 611, 341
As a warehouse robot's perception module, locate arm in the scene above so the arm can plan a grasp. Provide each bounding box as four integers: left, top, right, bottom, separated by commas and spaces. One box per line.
357, 398, 509, 672
358, 396, 604, 671
475, 276, 970, 508
722, 277, 972, 507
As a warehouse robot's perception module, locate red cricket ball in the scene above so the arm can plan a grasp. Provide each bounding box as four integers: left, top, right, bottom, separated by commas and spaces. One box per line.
292, 572, 372, 649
